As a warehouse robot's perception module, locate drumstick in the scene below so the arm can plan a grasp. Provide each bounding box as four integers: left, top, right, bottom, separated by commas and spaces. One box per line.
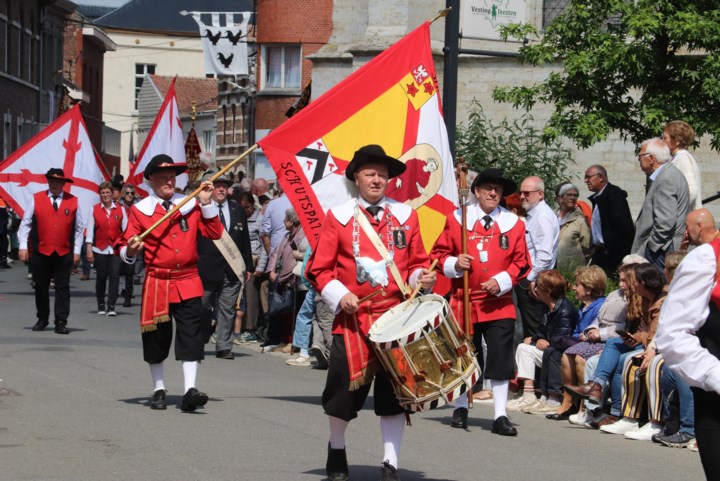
358, 289, 383, 304
405, 259, 439, 305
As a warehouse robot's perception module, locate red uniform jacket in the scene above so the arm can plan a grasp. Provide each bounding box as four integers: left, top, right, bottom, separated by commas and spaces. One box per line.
33, 191, 78, 256
432, 206, 531, 332
306, 197, 430, 385
91, 203, 125, 250
119, 194, 223, 331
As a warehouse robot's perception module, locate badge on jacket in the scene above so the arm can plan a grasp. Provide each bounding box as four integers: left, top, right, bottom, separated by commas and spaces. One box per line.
393, 229, 407, 249
64, 208, 70, 216
180, 217, 189, 232
499, 234, 509, 250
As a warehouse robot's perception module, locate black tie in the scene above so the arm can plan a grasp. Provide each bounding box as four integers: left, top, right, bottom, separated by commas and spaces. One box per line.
52, 195, 59, 212
366, 205, 383, 221
217, 202, 226, 229
162, 200, 172, 212
482, 215, 492, 231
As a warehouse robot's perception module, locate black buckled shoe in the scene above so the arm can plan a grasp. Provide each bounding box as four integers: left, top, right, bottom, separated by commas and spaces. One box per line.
181, 387, 208, 412
380, 461, 400, 481
54, 321, 70, 335
150, 389, 167, 410
491, 415, 518, 436
451, 407, 468, 429
326, 443, 349, 481
32, 319, 49, 331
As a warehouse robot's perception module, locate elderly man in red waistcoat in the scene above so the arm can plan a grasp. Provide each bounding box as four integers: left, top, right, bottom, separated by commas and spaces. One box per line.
18, 168, 84, 335
432, 168, 531, 436
119, 154, 223, 412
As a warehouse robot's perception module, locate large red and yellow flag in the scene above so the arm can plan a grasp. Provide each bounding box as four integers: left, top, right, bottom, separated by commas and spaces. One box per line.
258, 22, 457, 252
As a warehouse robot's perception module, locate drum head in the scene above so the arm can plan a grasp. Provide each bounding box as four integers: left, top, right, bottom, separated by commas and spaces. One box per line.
369, 294, 447, 343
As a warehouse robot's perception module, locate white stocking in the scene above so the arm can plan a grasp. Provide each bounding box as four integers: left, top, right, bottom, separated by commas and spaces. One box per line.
329, 416, 349, 449
381, 414, 405, 469
490, 379, 509, 419
182, 361, 198, 393
149, 362, 165, 392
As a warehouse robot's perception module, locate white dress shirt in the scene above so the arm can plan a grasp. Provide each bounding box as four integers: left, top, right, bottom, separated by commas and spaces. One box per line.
524, 199, 559, 281
656, 243, 720, 395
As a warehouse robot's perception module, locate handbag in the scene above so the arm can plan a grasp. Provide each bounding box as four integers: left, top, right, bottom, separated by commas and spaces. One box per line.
267, 282, 294, 316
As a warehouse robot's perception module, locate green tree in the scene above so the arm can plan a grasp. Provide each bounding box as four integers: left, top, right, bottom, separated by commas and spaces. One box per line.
492, 0, 720, 150
455, 100, 575, 202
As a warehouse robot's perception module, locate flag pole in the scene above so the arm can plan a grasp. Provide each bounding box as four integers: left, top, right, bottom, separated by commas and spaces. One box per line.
132, 144, 258, 243
429, 7, 451, 24
455, 158, 473, 408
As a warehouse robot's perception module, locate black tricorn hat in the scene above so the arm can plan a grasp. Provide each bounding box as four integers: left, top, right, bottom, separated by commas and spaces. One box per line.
144, 154, 187, 179
344, 144, 406, 180
45, 168, 74, 183
470, 168, 517, 195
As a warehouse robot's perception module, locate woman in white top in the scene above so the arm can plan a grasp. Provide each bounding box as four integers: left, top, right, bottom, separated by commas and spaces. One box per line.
662, 120, 702, 210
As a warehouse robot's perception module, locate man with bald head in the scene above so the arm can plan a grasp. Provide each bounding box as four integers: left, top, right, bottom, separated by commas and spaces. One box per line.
632, 138, 690, 272
515, 176, 559, 344
585, 164, 634, 276
683, 208, 717, 247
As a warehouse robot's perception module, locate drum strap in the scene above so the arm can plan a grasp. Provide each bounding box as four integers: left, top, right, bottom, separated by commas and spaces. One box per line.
356, 210, 409, 296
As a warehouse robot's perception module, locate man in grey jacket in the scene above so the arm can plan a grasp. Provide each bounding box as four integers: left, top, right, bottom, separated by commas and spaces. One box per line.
631, 138, 690, 271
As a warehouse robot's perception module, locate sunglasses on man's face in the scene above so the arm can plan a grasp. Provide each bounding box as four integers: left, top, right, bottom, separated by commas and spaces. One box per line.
124, 191, 134, 195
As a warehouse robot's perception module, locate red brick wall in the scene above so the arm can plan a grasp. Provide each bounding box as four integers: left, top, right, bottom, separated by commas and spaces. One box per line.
255, 0, 333, 130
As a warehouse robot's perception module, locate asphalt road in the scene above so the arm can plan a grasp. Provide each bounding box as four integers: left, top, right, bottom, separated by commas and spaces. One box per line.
0, 263, 705, 480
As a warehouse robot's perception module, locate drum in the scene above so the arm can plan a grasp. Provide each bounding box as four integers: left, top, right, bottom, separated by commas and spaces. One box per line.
368, 293, 481, 412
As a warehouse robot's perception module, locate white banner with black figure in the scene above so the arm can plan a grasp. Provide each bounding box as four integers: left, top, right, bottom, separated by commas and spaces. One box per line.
191, 11, 251, 76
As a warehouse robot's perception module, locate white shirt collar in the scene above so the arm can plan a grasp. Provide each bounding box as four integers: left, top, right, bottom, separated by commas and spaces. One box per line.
649, 163, 667, 181
135, 192, 197, 217
332, 196, 412, 225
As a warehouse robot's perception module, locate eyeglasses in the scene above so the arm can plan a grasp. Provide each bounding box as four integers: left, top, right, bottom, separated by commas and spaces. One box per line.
124, 191, 134, 195
479, 185, 503, 194
583, 173, 601, 180
519, 190, 541, 197
637, 152, 652, 161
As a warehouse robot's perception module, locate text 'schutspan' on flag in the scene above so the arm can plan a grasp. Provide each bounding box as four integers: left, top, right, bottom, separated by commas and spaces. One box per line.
191, 12, 251, 76
0, 104, 108, 217
128, 78, 187, 197
258, 22, 458, 252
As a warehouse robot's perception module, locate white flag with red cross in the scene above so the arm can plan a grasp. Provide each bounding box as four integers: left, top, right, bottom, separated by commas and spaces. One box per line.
128, 78, 187, 197
0, 104, 109, 217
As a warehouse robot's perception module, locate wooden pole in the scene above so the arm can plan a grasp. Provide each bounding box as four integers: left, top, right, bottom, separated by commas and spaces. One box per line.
132, 144, 258, 243
456, 158, 473, 407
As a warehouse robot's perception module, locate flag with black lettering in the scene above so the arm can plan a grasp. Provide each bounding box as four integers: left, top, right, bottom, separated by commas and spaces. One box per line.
258, 22, 458, 254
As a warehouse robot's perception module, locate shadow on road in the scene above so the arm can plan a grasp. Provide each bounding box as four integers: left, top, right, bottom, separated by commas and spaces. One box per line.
304, 465, 453, 481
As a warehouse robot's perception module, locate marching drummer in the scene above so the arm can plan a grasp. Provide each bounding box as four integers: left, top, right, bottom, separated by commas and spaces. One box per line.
119, 154, 224, 412
432, 168, 531, 436
305, 144, 436, 481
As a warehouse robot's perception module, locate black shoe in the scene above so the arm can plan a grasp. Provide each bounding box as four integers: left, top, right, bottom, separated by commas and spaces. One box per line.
326, 443, 349, 481
545, 406, 578, 421
32, 319, 49, 331
54, 322, 70, 335
181, 387, 208, 412
311, 347, 329, 370
451, 407, 468, 429
380, 461, 400, 481
216, 350, 235, 360
123, 298, 132, 308
150, 389, 167, 410
491, 415, 517, 436
97, 302, 106, 315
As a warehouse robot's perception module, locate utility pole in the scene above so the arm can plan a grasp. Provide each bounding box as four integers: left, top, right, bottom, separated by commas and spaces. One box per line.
442, 0, 460, 156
